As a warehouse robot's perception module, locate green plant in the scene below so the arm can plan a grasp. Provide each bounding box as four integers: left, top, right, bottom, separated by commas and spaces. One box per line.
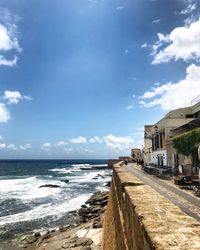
172, 128, 200, 164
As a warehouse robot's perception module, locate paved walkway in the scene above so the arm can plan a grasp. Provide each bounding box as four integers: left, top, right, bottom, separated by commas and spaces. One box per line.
125, 164, 200, 221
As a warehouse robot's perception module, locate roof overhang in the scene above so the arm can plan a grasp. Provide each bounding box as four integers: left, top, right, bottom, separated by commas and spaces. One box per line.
172, 118, 200, 133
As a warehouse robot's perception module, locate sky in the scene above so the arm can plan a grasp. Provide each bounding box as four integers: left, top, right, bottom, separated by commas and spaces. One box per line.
0, 0, 199, 159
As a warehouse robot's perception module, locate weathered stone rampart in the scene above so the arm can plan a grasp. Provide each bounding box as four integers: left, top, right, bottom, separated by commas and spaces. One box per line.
103, 163, 200, 250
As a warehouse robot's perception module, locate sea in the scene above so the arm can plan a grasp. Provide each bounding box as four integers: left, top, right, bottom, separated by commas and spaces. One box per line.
0, 159, 111, 243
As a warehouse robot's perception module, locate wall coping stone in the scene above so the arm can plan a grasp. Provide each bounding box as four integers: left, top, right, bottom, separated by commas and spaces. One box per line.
125, 185, 200, 249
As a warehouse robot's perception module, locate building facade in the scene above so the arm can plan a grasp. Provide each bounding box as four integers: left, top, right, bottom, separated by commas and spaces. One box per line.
131, 148, 142, 162
144, 101, 200, 168
144, 125, 153, 165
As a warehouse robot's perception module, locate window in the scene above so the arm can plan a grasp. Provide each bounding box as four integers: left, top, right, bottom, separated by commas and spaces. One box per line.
160, 133, 163, 148
156, 134, 159, 149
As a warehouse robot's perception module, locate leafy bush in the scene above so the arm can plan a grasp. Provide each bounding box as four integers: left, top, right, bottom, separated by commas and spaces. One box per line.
172, 128, 200, 157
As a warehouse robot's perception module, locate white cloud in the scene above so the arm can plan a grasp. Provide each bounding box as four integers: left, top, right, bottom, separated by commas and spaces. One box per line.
180, 2, 196, 15
0, 135, 3, 140
0, 55, 17, 66
103, 134, 134, 151
141, 43, 147, 48
138, 100, 146, 105
0, 23, 20, 51
89, 136, 102, 143
43, 142, 51, 147
139, 64, 200, 110
0, 10, 21, 67
54, 141, 68, 146
3, 91, 21, 104
152, 33, 170, 56
70, 136, 87, 144
0, 143, 6, 149
89, 138, 96, 143
0, 103, 10, 122
140, 83, 172, 99
152, 19, 200, 64
126, 105, 134, 110
41, 142, 52, 150
3, 91, 32, 104
19, 144, 31, 150
152, 19, 160, 24
23, 95, 32, 101
7, 144, 18, 150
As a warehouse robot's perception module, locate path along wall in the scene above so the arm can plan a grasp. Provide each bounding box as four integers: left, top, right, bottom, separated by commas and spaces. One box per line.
102, 163, 200, 250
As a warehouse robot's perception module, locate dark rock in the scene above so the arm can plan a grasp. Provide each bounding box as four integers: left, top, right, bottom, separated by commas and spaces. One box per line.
59, 225, 68, 232
78, 191, 109, 224
34, 232, 41, 237
75, 237, 93, 246
80, 165, 107, 170
68, 210, 78, 214
85, 191, 108, 205
0, 230, 14, 241
92, 174, 106, 180
93, 220, 102, 229
97, 174, 105, 178
78, 207, 91, 215
62, 236, 79, 248
105, 181, 111, 187
69, 236, 78, 243
81, 246, 91, 250
39, 184, 60, 188
21, 232, 41, 244
105, 174, 112, 177
90, 206, 101, 214
23, 235, 39, 244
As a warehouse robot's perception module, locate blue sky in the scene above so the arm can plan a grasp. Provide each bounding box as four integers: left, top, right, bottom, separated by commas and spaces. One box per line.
0, 0, 200, 159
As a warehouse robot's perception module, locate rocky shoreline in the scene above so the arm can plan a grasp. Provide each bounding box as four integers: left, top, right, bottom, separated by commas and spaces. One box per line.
9, 191, 109, 250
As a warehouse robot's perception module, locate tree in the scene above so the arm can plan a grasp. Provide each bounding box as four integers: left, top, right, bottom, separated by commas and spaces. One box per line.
172, 128, 200, 165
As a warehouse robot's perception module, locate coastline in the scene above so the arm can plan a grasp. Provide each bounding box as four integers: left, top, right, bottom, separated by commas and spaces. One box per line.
0, 160, 111, 250
9, 191, 109, 250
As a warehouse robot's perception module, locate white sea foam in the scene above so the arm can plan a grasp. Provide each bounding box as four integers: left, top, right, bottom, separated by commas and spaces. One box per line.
49, 168, 72, 174
72, 164, 107, 169
71, 164, 90, 168
0, 162, 111, 229
0, 177, 62, 201
68, 170, 111, 184
0, 193, 91, 226
91, 164, 107, 167
49, 164, 107, 174
96, 185, 109, 192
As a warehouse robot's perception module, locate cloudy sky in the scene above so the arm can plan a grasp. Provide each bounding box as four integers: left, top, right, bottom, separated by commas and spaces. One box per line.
0, 0, 199, 159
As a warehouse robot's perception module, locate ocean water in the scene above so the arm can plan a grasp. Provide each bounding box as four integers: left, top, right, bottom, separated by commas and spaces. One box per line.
0, 159, 111, 242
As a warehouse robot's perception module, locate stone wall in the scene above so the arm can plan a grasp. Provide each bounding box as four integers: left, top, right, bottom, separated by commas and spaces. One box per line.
102, 163, 200, 250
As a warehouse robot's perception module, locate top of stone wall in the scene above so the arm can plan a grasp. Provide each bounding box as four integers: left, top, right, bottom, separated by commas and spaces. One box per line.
125, 184, 200, 250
